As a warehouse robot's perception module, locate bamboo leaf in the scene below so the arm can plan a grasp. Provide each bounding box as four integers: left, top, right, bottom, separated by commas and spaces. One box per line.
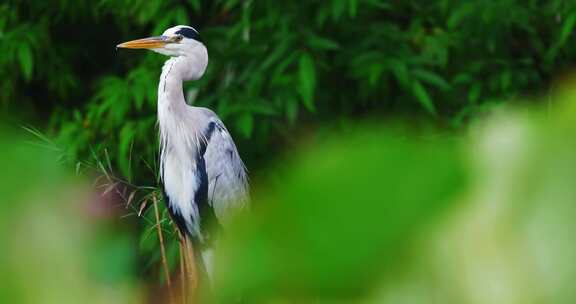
559, 12, 576, 47
307, 34, 340, 51
298, 53, 317, 112
412, 81, 436, 115
412, 69, 451, 91
18, 44, 33, 81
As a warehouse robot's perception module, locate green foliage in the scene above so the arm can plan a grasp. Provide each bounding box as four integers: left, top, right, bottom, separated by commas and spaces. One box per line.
298, 53, 317, 112
218, 127, 466, 300
4, 1, 576, 299
3, 80, 576, 303
214, 87, 576, 303
2, 0, 576, 184
0, 133, 140, 303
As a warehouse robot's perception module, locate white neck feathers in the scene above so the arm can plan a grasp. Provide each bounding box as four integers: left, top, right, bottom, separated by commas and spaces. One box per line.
157, 57, 205, 180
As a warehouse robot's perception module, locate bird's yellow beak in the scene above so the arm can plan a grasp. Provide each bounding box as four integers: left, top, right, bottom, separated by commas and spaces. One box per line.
116, 36, 167, 49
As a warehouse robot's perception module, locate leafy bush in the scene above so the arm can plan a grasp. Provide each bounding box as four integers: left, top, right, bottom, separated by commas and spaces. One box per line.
2, 0, 576, 181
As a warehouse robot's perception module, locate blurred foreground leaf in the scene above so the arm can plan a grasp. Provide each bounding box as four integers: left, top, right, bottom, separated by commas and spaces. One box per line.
0, 131, 141, 304
217, 127, 467, 301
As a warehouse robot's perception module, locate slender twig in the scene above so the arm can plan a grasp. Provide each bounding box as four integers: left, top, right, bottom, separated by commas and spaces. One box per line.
153, 194, 174, 304
179, 235, 187, 304
189, 240, 198, 293
184, 238, 199, 300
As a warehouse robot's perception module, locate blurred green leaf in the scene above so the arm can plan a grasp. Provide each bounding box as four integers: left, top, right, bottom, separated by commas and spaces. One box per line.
298, 53, 317, 112
307, 33, 340, 50
285, 98, 298, 124
18, 44, 33, 81
237, 112, 254, 138
218, 127, 466, 300
412, 80, 436, 115
413, 69, 451, 91
389, 59, 409, 87
118, 124, 135, 179
559, 12, 576, 48
468, 83, 482, 103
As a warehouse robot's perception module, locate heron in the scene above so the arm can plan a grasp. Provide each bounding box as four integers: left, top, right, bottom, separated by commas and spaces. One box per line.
117, 25, 249, 281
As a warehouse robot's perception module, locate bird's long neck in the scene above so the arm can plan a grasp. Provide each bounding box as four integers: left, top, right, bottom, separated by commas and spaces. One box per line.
157, 57, 207, 181
157, 57, 191, 176
158, 57, 187, 115
157, 46, 207, 114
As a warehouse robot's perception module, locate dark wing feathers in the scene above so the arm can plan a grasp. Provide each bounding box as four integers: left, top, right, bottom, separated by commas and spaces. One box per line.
203, 118, 249, 226
162, 115, 248, 243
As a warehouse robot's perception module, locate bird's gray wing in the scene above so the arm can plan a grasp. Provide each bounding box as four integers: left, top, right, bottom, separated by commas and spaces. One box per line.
201, 116, 249, 226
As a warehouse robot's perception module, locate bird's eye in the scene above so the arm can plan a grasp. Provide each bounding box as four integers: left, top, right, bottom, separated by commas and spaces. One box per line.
174, 35, 183, 42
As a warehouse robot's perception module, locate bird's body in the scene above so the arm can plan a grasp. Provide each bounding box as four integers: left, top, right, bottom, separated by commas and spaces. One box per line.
118, 25, 249, 277
158, 56, 249, 243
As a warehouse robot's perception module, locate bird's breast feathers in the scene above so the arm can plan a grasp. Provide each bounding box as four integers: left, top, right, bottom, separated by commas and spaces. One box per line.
162, 147, 204, 237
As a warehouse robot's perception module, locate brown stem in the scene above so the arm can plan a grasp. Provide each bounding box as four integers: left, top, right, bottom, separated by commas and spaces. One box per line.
179, 235, 187, 304
153, 194, 174, 304
184, 238, 199, 299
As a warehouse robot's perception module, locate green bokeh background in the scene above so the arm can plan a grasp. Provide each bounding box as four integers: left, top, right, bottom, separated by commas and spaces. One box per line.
1, 1, 576, 303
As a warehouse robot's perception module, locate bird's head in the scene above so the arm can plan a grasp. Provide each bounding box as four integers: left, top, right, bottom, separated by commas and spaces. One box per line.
117, 25, 204, 57
117, 25, 208, 80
